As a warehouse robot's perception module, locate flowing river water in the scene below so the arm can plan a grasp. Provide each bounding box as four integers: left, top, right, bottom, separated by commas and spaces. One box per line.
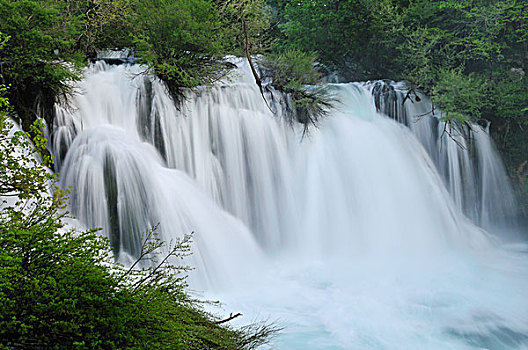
51, 59, 528, 349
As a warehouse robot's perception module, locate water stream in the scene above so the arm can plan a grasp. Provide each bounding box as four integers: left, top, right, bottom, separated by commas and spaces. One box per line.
51, 59, 528, 349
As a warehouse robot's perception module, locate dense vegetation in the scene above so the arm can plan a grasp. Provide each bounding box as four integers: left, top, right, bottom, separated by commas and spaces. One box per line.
0, 0, 526, 346
259, 49, 334, 133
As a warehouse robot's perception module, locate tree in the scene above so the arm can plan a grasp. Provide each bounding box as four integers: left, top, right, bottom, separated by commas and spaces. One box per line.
259, 49, 334, 133
130, 0, 228, 100
273, 0, 404, 80
0, 0, 85, 130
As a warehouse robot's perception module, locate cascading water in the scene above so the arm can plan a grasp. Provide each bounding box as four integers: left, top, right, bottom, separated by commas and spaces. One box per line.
368, 80, 518, 231
51, 59, 528, 349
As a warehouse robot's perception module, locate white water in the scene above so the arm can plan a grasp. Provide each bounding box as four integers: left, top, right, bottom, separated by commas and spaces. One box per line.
368, 81, 518, 231
52, 59, 528, 349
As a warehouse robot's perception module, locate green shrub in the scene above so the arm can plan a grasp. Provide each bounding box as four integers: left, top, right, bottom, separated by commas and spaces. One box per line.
260, 49, 334, 133
432, 69, 485, 122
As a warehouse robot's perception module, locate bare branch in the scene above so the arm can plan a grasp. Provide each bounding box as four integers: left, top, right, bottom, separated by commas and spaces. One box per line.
242, 17, 273, 114
215, 312, 242, 324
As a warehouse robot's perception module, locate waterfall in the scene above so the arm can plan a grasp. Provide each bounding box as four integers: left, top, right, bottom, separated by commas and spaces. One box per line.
368, 80, 518, 230
51, 59, 528, 349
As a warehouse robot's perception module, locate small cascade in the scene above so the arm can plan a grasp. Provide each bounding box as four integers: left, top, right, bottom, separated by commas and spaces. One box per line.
473, 121, 518, 229
366, 80, 517, 230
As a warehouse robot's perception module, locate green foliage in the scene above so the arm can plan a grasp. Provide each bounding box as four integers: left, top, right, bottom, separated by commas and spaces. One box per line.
0, 0, 274, 115
0, 118, 54, 203
273, 0, 404, 79
80, 0, 134, 56
130, 0, 227, 99
488, 73, 528, 207
276, 0, 369, 77
129, 0, 273, 99
0, 0, 85, 129
260, 49, 334, 132
218, 0, 273, 55
262, 49, 321, 87
396, 27, 444, 93
273, 0, 527, 121
432, 69, 485, 122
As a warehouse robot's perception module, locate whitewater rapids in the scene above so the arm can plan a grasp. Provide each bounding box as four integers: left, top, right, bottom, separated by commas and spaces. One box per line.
51, 59, 528, 349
